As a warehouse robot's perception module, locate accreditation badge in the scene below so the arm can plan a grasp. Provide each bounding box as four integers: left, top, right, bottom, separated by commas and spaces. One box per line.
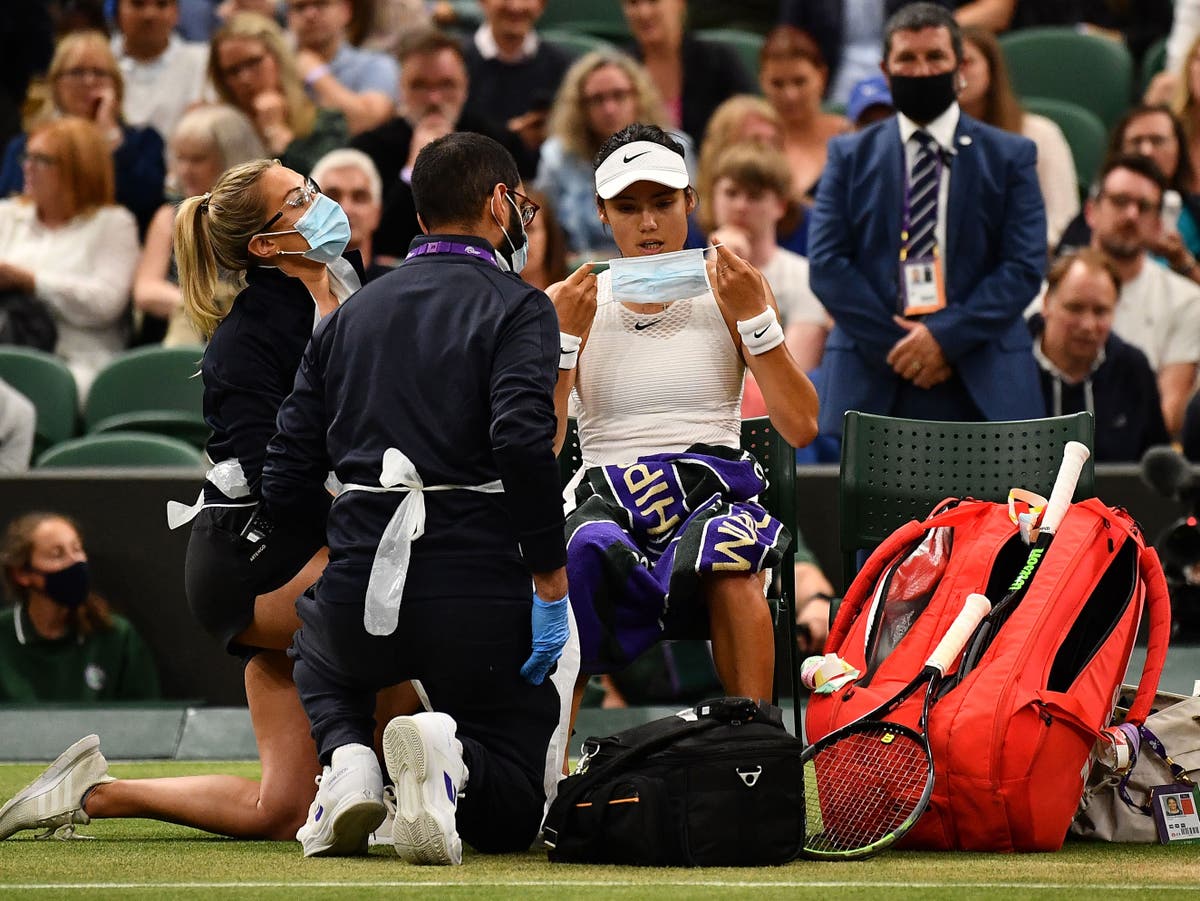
1150, 782, 1200, 844
900, 254, 947, 317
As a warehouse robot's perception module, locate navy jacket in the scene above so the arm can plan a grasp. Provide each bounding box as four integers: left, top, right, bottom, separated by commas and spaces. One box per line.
201, 252, 364, 508
260, 234, 566, 601
808, 112, 1047, 434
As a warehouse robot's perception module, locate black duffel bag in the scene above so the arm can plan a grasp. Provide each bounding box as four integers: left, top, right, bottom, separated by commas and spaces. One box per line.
543, 698, 804, 866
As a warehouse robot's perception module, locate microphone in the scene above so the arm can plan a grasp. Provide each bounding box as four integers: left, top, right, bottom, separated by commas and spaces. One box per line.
1140, 445, 1195, 500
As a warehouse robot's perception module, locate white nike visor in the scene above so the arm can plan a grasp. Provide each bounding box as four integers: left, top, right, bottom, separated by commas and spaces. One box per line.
595, 140, 690, 199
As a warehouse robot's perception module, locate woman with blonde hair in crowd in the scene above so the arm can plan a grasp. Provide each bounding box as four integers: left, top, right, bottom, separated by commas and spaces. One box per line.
0, 117, 139, 397
758, 25, 849, 204
536, 50, 694, 260
0, 30, 164, 235
133, 104, 267, 346
0, 159, 411, 853
209, 12, 349, 174
0, 512, 159, 704
957, 26, 1079, 247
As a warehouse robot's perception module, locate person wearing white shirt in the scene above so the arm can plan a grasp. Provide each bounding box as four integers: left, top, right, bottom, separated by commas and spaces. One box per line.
112, 0, 210, 141
0, 119, 138, 399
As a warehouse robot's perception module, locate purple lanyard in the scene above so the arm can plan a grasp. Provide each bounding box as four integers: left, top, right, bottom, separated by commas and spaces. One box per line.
405, 241, 499, 267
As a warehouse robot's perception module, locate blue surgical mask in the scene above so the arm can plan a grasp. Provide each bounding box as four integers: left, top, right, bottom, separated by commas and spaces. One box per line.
32, 560, 90, 610
492, 193, 528, 274
266, 194, 352, 265
608, 247, 712, 305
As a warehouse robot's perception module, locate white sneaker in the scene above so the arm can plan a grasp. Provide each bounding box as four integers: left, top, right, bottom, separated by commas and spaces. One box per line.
367, 785, 396, 848
0, 734, 114, 840
295, 743, 387, 857
383, 712, 469, 865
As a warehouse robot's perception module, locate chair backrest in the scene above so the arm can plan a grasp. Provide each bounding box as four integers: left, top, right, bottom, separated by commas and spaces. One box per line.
693, 28, 763, 84
542, 28, 616, 60
1000, 27, 1133, 129
84, 345, 206, 435
1140, 36, 1168, 98
838, 412, 1096, 585
538, 0, 631, 41
0, 346, 78, 457
35, 431, 206, 468
1020, 96, 1107, 196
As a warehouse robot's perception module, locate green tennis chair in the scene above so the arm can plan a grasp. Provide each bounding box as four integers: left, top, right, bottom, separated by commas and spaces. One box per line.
84, 345, 208, 449
0, 346, 78, 459
838, 411, 1096, 586
539, 0, 631, 42
1021, 96, 1107, 197
36, 432, 206, 468
560, 416, 802, 729
1140, 36, 1168, 99
1000, 27, 1133, 129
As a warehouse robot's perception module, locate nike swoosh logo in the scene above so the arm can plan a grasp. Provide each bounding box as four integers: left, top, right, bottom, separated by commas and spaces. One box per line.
753, 326, 770, 339
623, 150, 651, 164
634, 320, 660, 330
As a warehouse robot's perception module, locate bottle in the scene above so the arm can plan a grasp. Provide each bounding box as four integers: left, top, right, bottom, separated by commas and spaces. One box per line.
1162, 189, 1182, 235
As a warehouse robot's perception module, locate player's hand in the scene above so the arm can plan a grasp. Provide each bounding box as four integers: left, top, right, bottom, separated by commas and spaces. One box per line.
707, 226, 751, 261
709, 241, 769, 321
520, 591, 570, 685
545, 262, 598, 338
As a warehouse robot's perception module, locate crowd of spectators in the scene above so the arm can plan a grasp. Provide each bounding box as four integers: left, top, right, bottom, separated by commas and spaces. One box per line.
2, 1, 1200, 467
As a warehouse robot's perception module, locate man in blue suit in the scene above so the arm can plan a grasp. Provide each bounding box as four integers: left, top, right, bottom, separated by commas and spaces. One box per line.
808, 2, 1046, 437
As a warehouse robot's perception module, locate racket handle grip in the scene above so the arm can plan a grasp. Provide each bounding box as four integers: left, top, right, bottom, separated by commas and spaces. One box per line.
927, 593, 992, 674
1041, 441, 1090, 535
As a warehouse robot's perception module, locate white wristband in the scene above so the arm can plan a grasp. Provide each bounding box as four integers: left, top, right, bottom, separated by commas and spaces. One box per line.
736, 308, 784, 355
559, 332, 582, 370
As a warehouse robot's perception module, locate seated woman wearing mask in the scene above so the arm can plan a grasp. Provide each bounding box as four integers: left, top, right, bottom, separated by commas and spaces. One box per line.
548, 123, 819, 730
0, 161, 407, 852
0, 512, 159, 703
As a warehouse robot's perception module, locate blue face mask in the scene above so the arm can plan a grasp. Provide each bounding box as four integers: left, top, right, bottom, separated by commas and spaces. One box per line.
267, 193, 352, 265
493, 193, 529, 274
608, 247, 712, 305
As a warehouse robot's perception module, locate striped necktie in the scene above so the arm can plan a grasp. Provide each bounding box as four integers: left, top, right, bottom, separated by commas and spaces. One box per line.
904, 131, 940, 261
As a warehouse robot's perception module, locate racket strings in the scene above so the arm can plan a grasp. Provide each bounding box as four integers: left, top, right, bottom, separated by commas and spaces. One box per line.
803, 725, 931, 854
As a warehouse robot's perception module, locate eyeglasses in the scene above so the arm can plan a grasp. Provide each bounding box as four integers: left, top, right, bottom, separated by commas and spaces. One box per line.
20, 151, 59, 169
57, 66, 114, 82
259, 178, 322, 233
220, 53, 267, 81
1099, 192, 1159, 215
582, 87, 634, 109
507, 187, 539, 226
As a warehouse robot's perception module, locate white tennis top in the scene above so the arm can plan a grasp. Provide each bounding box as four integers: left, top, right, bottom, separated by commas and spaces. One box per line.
572, 271, 744, 468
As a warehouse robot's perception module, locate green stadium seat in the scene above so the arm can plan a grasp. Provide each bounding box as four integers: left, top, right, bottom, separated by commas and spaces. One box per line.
1021, 96, 1108, 196
84, 345, 208, 449
541, 28, 616, 60
538, 0, 631, 42
1141, 36, 1168, 98
838, 411, 1096, 586
36, 432, 206, 468
1000, 27, 1133, 129
0, 346, 79, 459
694, 28, 764, 83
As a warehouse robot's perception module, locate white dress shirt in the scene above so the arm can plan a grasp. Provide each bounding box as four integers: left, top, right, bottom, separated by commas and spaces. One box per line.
113, 34, 210, 140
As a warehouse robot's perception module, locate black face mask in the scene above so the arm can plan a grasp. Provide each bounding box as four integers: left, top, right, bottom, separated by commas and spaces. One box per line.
888, 70, 957, 125
32, 560, 90, 610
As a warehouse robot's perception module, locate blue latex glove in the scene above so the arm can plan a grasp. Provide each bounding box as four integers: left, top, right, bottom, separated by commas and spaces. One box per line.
520, 591, 570, 685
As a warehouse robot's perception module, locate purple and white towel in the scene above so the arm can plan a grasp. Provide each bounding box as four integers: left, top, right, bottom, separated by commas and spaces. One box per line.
565, 444, 790, 674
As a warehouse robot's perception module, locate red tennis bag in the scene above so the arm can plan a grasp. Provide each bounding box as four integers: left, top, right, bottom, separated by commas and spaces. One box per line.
806, 497, 1172, 851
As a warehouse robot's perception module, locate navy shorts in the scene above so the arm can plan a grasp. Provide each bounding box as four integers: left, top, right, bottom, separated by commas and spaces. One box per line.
184, 504, 325, 659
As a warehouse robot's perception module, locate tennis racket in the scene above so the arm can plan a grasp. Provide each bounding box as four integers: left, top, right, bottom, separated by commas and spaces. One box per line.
958, 440, 1092, 677
800, 592, 991, 860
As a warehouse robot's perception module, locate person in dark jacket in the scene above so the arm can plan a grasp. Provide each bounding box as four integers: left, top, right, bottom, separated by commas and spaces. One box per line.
261, 132, 573, 864
1031, 248, 1169, 462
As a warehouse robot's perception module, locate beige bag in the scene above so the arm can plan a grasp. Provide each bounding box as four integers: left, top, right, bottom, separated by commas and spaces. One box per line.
1071, 686, 1200, 842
